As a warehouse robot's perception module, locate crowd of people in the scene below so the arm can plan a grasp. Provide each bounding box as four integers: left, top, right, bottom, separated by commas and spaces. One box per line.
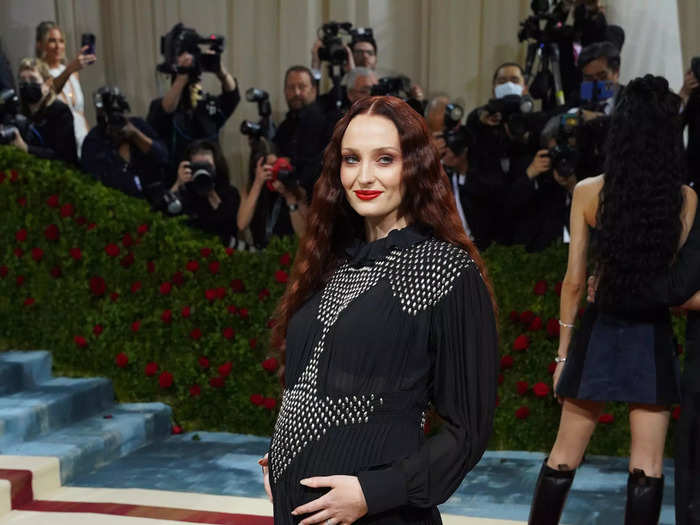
1, 3, 700, 524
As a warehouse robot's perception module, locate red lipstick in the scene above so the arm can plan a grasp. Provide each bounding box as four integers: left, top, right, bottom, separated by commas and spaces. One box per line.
354, 190, 383, 201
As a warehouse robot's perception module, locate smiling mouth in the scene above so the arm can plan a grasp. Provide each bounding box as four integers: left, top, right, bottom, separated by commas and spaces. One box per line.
354, 190, 383, 201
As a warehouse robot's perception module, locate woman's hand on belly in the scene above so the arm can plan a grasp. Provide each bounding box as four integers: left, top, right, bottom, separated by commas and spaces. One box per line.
292, 475, 367, 524
258, 454, 272, 502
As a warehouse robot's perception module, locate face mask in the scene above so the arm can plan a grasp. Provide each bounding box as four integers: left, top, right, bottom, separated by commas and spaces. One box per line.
19, 82, 44, 104
494, 81, 524, 99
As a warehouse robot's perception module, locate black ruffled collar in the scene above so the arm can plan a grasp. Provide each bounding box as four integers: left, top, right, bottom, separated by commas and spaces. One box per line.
344, 223, 432, 268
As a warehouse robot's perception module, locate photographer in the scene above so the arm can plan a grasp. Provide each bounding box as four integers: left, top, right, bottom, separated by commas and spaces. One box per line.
237, 141, 307, 248
81, 86, 168, 201
147, 24, 240, 170
2, 58, 77, 164
273, 65, 331, 196
171, 139, 240, 246
577, 41, 622, 115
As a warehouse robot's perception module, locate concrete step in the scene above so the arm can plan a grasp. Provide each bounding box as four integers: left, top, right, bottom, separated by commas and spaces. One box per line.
0, 352, 52, 393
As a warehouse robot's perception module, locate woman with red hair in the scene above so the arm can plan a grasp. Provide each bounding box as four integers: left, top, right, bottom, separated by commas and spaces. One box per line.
259, 96, 498, 524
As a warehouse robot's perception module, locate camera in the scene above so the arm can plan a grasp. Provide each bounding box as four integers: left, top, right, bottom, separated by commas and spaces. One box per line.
266, 157, 298, 191
370, 76, 424, 114
157, 23, 225, 79
94, 86, 130, 130
317, 21, 353, 65
0, 89, 30, 145
485, 94, 535, 141
240, 87, 272, 140
548, 114, 580, 179
547, 111, 609, 180
518, 0, 572, 43
186, 161, 216, 197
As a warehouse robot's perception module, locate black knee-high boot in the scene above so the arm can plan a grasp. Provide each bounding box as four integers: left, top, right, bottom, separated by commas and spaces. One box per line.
624, 468, 664, 525
528, 459, 576, 525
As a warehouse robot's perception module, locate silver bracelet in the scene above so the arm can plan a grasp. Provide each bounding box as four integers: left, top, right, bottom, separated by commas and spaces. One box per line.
288, 202, 299, 212
558, 319, 575, 328
554, 356, 567, 363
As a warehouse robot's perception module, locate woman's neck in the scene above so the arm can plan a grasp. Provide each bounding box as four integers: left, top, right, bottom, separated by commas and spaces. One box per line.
364, 214, 410, 242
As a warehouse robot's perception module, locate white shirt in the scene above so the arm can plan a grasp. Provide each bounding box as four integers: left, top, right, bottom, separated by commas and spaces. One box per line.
49, 64, 88, 155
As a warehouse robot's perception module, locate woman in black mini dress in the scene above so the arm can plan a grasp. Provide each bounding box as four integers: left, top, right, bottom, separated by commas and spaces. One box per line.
259, 96, 499, 524
528, 75, 697, 525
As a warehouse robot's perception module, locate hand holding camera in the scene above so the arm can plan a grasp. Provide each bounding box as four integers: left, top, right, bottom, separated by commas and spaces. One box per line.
479, 108, 502, 127
527, 149, 552, 179
680, 64, 700, 104
174, 160, 193, 191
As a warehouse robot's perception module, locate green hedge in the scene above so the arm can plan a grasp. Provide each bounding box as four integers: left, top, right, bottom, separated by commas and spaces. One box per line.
0, 146, 684, 454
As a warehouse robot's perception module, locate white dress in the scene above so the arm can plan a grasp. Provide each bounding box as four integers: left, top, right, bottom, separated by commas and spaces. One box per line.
49, 64, 88, 156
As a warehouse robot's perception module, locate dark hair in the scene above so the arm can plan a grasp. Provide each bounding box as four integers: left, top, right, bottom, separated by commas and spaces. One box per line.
271, 96, 495, 355
492, 62, 525, 85
284, 65, 314, 88
578, 41, 620, 73
594, 75, 685, 308
350, 35, 378, 55
185, 139, 230, 187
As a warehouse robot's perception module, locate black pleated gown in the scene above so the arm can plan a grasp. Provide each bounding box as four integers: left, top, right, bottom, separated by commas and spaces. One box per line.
268, 225, 499, 524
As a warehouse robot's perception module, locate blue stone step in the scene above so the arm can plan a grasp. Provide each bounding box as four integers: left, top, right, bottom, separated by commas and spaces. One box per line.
0, 377, 114, 448
0, 361, 22, 396
0, 351, 53, 390
3, 402, 171, 484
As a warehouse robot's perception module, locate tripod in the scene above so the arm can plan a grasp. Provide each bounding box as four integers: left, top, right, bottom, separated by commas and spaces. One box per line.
524, 40, 566, 110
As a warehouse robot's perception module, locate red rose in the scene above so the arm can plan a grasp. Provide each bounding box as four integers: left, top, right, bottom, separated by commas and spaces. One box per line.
262, 357, 279, 372
250, 394, 264, 406
547, 361, 557, 375
189, 384, 201, 397
227, 305, 238, 315
31, 247, 44, 262
131, 320, 141, 332
74, 335, 87, 348
498, 373, 504, 385
546, 318, 560, 338
159, 371, 174, 388
678, 344, 684, 356
0, 266, 8, 278
598, 413, 614, 424
239, 308, 249, 319
104, 243, 120, 257
533, 280, 548, 295
186, 260, 199, 272
160, 282, 172, 295
500, 355, 514, 369
145, 362, 159, 376
516, 380, 530, 396
205, 289, 217, 302
44, 224, 59, 241
225, 247, 234, 256
23, 297, 35, 307
258, 288, 270, 301
519, 310, 535, 325
122, 233, 134, 247
120, 253, 135, 268
218, 362, 233, 377
509, 310, 519, 322
9, 170, 18, 182
198, 356, 210, 369
16, 275, 26, 287
672, 406, 681, 420
231, 279, 245, 292
14, 247, 23, 258
50, 266, 62, 278
222, 327, 235, 340
89, 276, 107, 296
110, 292, 120, 302
279, 252, 292, 266
171, 271, 185, 286
60, 203, 74, 218
161, 309, 172, 323
208, 261, 220, 274
115, 353, 129, 368
200, 247, 212, 258
75, 216, 87, 225
87, 222, 97, 230
15, 229, 27, 242
172, 425, 183, 435
513, 334, 530, 351
46, 195, 59, 207
93, 324, 103, 336
17, 196, 27, 207
147, 261, 155, 273
209, 376, 224, 388
137, 224, 149, 236
249, 337, 258, 349
528, 317, 543, 332
181, 305, 191, 318
190, 328, 202, 340
263, 397, 277, 410
275, 270, 289, 284
70, 247, 82, 260
533, 382, 550, 398
216, 287, 226, 299
515, 406, 530, 419
131, 281, 142, 293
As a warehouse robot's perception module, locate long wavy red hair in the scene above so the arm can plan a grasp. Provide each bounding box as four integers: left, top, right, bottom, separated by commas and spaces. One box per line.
272, 96, 495, 360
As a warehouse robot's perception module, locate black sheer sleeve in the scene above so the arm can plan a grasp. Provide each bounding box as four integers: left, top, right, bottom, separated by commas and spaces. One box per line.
357, 263, 499, 515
